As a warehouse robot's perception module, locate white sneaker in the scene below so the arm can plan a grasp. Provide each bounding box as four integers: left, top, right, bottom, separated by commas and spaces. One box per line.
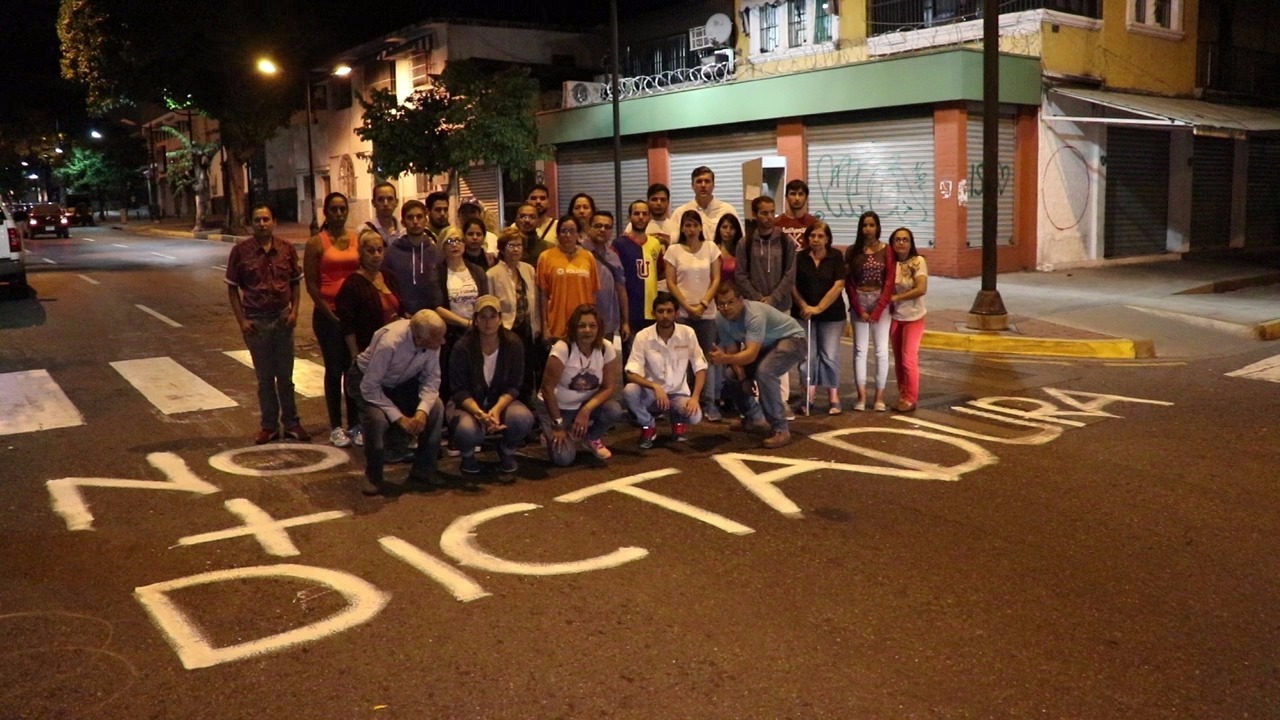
349, 426, 364, 447
329, 427, 351, 448
581, 438, 612, 460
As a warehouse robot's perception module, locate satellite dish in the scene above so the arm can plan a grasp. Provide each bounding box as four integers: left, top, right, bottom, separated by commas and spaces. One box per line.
705, 13, 733, 45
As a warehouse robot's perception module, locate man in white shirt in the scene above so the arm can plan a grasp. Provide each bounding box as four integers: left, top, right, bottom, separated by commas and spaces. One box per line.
622, 292, 707, 448
672, 166, 740, 244
347, 309, 447, 495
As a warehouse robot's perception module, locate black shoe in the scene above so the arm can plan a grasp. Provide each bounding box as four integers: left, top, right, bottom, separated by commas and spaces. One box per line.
359, 477, 382, 496
409, 471, 446, 488
460, 456, 483, 475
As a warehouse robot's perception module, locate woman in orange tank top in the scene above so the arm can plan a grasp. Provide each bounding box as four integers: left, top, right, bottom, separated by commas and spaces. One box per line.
304, 192, 362, 448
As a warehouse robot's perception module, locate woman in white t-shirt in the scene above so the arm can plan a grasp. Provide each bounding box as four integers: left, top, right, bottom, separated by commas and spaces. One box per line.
663, 209, 724, 421
888, 227, 928, 413
540, 304, 624, 467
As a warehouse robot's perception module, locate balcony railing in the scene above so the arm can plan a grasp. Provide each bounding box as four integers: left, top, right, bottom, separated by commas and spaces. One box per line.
1198, 42, 1280, 99
869, 0, 1101, 36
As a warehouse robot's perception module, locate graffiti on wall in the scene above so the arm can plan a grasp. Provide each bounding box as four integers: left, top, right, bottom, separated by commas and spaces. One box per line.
811, 154, 933, 228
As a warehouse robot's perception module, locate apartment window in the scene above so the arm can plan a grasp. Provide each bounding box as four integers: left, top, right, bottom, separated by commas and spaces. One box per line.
746, 0, 839, 57
815, 0, 834, 43
364, 60, 395, 96
760, 4, 779, 53
333, 75, 352, 110
789, 0, 807, 48
1130, 0, 1181, 33
411, 51, 430, 88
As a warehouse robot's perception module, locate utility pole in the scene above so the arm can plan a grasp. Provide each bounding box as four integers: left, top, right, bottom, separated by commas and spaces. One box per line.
967, 0, 1008, 331
609, 0, 623, 230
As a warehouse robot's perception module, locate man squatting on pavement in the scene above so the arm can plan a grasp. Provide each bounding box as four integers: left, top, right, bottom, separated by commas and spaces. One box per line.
346, 309, 448, 495
708, 283, 807, 449
622, 292, 707, 449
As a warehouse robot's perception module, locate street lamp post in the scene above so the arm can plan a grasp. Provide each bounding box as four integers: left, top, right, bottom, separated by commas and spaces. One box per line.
966, 0, 1009, 331
304, 76, 318, 235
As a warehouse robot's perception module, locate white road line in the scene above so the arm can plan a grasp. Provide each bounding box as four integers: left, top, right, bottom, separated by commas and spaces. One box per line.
1226, 354, 1280, 383
223, 350, 325, 397
0, 370, 86, 436
110, 357, 238, 414
83, 238, 95, 242
41, 257, 57, 264
112, 243, 129, 248
212, 264, 227, 271
151, 252, 177, 260
77, 274, 100, 285
135, 304, 183, 327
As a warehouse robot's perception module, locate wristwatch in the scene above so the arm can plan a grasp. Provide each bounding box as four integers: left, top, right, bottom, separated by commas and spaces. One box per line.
551, 418, 565, 430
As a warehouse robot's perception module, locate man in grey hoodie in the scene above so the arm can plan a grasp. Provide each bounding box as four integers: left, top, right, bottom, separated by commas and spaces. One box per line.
735, 196, 796, 311
735, 195, 798, 414
383, 199, 444, 314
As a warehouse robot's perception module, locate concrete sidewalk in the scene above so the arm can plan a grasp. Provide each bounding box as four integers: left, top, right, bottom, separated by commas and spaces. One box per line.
119, 219, 1280, 360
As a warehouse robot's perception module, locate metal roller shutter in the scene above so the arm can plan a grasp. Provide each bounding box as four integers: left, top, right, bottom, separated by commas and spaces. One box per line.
806, 117, 936, 248
1247, 139, 1280, 247
1190, 136, 1234, 250
556, 143, 648, 219
1104, 128, 1170, 258
966, 115, 1017, 247
669, 131, 776, 216
459, 166, 502, 223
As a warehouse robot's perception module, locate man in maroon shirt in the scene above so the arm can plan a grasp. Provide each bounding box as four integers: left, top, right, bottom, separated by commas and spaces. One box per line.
775, 179, 819, 252
226, 204, 309, 444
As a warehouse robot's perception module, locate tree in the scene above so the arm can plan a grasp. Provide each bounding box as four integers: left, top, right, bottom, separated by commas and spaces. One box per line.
55, 127, 145, 219
156, 126, 219, 229
57, 0, 310, 233
355, 61, 547, 185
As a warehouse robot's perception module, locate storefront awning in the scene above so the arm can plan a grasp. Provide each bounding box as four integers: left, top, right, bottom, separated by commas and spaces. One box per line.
1047, 88, 1280, 138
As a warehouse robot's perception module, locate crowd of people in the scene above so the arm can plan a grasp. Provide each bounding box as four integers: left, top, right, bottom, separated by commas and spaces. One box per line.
224, 167, 930, 495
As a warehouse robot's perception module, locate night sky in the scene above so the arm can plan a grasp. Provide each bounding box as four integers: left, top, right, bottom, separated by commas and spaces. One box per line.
0, 0, 682, 129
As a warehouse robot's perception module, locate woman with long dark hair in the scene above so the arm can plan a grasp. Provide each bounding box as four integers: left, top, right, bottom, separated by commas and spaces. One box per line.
844, 210, 895, 412
540, 303, 623, 467
715, 213, 743, 287
888, 227, 928, 412
664, 209, 723, 422
304, 191, 361, 447
335, 229, 405, 357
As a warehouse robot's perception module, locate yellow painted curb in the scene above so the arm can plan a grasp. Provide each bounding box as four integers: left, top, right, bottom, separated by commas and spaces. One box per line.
922, 331, 1153, 359
1255, 320, 1280, 341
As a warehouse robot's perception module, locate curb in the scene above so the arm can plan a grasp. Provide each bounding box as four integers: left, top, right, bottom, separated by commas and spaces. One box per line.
115, 225, 249, 243
922, 331, 1155, 359
1255, 320, 1280, 341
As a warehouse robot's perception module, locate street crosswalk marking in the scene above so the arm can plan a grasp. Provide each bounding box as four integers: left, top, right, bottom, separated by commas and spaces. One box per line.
110, 357, 238, 414
135, 304, 183, 328
0, 370, 86, 436
77, 274, 100, 285
223, 350, 326, 398
1225, 354, 1280, 384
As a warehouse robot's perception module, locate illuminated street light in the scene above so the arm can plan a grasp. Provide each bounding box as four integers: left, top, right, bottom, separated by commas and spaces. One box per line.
257, 58, 279, 75
90, 129, 103, 139
27, 173, 39, 180
55, 147, 64, 154
20, 161, 28, 167
333, 64, 352, 77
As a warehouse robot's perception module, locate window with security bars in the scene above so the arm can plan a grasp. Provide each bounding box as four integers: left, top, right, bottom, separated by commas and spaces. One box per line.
867, 0, 1101, 36
789, 0, 808, 48
815, 0, 835, 42
760, 4, 779, 52
1133, 0, 1178, 29
364, 60, 395, 97
411, 51, 430, 87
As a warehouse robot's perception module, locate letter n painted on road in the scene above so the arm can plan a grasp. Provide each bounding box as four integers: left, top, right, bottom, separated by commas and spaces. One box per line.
47, 452, 220, 531
135, 564, 388, 670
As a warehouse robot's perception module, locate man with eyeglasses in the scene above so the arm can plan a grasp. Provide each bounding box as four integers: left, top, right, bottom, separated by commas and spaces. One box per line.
585, 211, 629, 347
366, 181, 403, 244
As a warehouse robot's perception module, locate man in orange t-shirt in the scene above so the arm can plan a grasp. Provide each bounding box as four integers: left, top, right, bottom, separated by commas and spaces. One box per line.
536, 216, 600, 344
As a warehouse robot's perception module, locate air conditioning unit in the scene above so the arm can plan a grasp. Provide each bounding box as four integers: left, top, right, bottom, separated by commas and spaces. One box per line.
561, 81, 608, 109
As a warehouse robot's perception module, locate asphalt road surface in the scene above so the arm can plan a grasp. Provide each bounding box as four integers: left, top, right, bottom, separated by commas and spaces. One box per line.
2, 227, 1278, 719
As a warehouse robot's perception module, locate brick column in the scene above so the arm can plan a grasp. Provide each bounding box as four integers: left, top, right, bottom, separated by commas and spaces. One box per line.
648, 133, 670, 189
777, 119, 806, 183
929, 104, 968, 278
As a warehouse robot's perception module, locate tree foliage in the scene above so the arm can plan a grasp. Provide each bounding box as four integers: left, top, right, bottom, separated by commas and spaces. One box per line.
355, 61, 547, 180
55, 129, 145, 213
57, 0, 312, 231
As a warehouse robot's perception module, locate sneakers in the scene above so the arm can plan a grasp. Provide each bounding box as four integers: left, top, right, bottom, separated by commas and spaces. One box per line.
385, 448, 414, 464
497, 450, 519, 474
444, 440, 461, 458
762, 430, 792, 449
330, 427, 352, 448
284, 424, 310, 442
254, 428, 280, 445
703, 404, 723, 423
581, 438, 612, 460
639, 426, 657, 450
460, 455, 483, 475
672, 423, 688, 442
874, 401, 888, 412
349, 426, 364, 447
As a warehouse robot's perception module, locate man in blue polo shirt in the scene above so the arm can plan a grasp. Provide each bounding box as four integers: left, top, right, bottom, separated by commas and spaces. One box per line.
708, 283, 806, 449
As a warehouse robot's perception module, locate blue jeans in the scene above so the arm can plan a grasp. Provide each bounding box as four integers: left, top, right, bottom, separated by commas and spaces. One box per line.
722, 336, 807, 432
622, 383, 702, 427
800, 320, 844, 389
538, 399, 624, 467
243, 312, 299, 430
679, 317, 720, 407
447, 401, 535, 457
347, 366, 443, 484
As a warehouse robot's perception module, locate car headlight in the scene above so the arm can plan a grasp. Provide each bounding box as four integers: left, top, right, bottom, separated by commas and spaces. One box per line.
28, 218, 36, 225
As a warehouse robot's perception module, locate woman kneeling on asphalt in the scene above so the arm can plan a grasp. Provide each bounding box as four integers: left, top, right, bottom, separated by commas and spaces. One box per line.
539, 303, 624, 467
446, 295, 535, 476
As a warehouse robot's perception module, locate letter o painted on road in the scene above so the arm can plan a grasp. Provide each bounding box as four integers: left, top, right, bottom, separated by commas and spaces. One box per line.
208, 443, 350, 477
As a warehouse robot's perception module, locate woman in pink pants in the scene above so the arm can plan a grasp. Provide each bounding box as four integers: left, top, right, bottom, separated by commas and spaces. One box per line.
888, 227, 928, 412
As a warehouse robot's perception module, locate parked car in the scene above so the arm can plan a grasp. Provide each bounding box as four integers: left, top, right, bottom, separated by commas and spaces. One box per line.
27, 203, 70, 238
0, 202, 27, 297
